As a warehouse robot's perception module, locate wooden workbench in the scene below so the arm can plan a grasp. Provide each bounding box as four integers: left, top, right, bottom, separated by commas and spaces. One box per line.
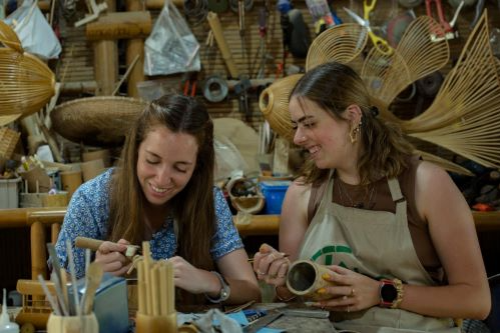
0, 208, 499, 280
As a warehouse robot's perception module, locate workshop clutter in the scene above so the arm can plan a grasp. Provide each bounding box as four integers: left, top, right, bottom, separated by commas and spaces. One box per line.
0, 149, 111, 209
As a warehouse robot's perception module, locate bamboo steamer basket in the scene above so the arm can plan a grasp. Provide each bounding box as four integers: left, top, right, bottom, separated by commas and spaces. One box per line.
51, 96, 148, 146
0, 21, 55, 126
258, 74, 303, 142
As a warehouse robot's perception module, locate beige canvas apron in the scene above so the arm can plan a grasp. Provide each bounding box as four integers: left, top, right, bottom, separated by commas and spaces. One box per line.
298, 175, 460, 333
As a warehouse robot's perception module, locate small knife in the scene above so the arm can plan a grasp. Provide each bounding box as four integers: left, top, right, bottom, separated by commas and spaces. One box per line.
243, 311, 283, 333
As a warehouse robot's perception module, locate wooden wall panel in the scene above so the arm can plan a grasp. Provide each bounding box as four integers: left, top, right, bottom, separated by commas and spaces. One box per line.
55, 1, 500, 133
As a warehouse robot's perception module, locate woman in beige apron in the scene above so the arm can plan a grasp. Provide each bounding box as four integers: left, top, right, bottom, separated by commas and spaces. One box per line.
252, 62, 490, 332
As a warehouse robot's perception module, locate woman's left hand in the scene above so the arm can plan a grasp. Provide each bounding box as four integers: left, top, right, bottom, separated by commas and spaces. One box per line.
168, 256, 214, 294
313, 265, 380, 312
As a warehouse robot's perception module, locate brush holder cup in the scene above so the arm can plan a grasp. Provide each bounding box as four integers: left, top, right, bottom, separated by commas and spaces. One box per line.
135, 312, 177, 333
286, 260, 336, 301
46, 313, 98, 333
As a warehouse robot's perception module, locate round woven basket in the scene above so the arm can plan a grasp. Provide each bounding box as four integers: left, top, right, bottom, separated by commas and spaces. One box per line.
305, 23, 368, 72
51, 96, 149, 146
258, 74, 303, 142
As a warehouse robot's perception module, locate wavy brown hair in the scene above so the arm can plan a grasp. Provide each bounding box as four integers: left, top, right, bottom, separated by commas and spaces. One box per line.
108, 94, 215, 276
291, 62, 415, 185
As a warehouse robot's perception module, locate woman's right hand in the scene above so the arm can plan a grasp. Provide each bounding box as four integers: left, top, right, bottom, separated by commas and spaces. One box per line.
95, 239, 132, 276
252, 243, 290, 286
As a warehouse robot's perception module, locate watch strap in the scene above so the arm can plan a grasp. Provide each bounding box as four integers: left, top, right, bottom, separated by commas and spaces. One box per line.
205, 271, 231, 303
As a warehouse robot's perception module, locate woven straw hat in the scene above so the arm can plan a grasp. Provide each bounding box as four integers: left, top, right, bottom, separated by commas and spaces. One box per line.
51, 96, 148, 146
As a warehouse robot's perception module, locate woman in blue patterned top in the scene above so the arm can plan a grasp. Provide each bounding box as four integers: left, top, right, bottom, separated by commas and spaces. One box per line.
55, 94, 260, 305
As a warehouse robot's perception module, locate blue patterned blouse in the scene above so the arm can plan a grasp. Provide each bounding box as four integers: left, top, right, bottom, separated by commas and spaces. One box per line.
55, 168, 243, 278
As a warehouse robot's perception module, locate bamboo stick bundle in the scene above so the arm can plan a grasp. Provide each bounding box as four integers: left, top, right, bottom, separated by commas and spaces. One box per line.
402, 11, 500, 169
137, 241, 175, 318
361, 15, 449, 110
305, 23, 368, 72
0, 21, 55, 126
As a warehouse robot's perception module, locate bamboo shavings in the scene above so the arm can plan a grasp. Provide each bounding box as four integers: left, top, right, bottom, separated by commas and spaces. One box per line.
137, 241, 175, 317
361, 15, 449, 109
403, 10, 500, 169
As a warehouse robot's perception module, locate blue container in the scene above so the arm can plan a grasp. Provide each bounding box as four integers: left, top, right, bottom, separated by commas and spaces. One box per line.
260, 181, 291, 215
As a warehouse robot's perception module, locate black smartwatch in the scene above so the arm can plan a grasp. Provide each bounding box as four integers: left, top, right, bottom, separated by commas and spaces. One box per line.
379, 278, 404, 309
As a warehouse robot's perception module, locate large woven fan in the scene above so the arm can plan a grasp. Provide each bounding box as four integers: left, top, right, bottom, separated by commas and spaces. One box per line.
51, 96, 149, 146
402, 11, 500, 168
306, 23, 369, 71
0, 21, 55, 126
361, 15, 450, 109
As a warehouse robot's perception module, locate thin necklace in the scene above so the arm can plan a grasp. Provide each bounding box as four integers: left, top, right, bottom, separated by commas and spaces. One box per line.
337, 179, 377, 209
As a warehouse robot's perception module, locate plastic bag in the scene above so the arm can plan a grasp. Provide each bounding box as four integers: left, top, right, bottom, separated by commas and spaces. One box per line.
144, 0, 200, 76
214, 136, 248, 182
3, 0, 61, 59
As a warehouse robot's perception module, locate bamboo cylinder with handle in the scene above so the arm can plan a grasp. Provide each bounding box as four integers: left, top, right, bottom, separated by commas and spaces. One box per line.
207, 12, 240, 79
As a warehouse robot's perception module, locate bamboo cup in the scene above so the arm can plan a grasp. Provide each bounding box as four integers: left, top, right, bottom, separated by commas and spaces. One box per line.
82, 149, 111, 168
286, 260, 336, 301
81, 160, 105, 182
60, 170, 83, 199
135, 312, 177, 333
42, 191, 69, 207
46, 312, 99, 333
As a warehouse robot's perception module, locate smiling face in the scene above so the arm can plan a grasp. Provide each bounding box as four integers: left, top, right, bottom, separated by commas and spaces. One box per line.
290, 96, 358, 170
136, 125, 198, 207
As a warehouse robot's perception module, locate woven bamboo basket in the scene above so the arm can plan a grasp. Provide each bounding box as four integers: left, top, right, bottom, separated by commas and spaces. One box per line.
51, 96, 149, 146
258, 74, 303, 141
0, 127, 21, 159
0, 21, 55, 126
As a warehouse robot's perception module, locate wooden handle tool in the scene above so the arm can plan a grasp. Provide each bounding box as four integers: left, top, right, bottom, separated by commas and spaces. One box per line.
75, 236, 141, 257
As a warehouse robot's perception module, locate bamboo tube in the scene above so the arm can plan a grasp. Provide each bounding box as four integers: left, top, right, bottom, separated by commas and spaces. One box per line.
86, 11, 152, 41
142, 241, 152, 315
94, 0, 118, 96
207, 12, 240, 78
126, 0, 145, 98
31, 221, 46, 279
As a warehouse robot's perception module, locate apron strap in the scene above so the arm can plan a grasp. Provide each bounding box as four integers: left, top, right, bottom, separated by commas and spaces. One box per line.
387, 178, 404, 202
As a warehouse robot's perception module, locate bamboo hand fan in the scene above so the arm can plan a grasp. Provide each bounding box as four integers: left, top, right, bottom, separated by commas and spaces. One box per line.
258, 74, 303, 141
0, 21, 55, 126
403, 11, 500, 169
361, 15, 450, 110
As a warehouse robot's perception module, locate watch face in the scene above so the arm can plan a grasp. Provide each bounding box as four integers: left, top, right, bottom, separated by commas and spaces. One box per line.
381, 282, 398, 302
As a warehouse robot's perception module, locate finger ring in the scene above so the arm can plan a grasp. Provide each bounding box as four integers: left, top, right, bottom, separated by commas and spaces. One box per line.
257, 270, 266, 275
350, 288, 355, 296
347, 306, 351, 313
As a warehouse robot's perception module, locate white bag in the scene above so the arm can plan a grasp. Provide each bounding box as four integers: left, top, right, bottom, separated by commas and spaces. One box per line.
3, 0, 62, 59
144, 0, 200, 76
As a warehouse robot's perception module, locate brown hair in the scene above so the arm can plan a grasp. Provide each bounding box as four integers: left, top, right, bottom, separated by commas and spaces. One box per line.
108, 94, 215, 275
291, 62, 415, 185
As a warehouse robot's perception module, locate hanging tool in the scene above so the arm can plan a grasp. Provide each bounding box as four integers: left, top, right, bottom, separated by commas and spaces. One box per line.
253, 7, 268, 78
425, 0, 464, 42
183, 72, 198, 97
234, 76, 252, 123
343, 0, 393, 55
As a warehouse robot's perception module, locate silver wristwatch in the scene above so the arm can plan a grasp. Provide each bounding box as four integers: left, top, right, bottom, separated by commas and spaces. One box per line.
205, 271, 231, 303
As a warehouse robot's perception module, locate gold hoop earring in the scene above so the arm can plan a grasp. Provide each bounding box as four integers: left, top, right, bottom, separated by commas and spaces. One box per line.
350, 125, 360, 143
